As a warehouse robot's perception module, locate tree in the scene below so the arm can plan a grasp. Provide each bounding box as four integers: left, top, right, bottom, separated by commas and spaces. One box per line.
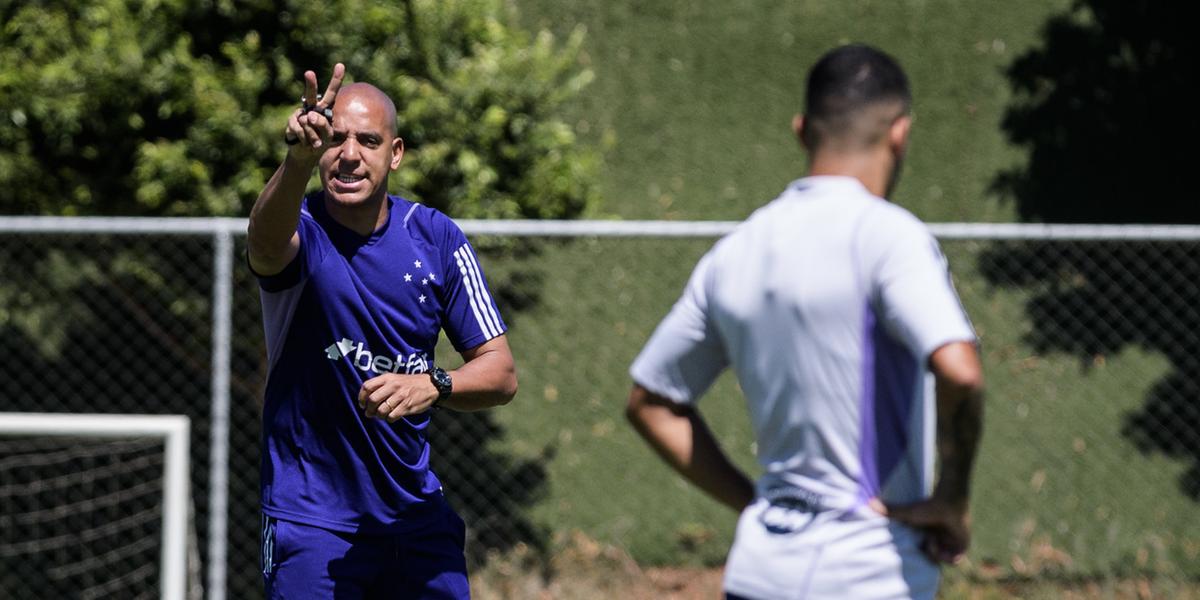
0, 0, 597, 219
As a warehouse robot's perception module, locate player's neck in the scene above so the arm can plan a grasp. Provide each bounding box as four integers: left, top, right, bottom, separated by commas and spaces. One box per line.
324, 194, 389, 237
806, 148, 896, 199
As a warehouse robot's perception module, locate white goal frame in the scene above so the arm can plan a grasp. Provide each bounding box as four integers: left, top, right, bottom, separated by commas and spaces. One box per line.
0, 412, 190, 600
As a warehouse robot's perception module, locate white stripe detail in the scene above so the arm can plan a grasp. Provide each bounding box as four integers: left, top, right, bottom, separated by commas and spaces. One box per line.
458, 243, 504, 336
454, 247, 500, 339
402, 203, 420, 228
260, 515, 274, 575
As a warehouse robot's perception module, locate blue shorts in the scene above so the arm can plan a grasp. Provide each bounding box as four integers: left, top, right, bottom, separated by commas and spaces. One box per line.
261, 502, 470, 599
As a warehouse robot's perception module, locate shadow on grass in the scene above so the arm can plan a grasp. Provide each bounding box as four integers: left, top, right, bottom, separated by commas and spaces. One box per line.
429, 409, 554, 565
983, 0, 1200, 499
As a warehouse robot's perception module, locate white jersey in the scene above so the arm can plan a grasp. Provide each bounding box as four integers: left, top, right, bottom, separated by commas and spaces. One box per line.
629, 176, 975, 599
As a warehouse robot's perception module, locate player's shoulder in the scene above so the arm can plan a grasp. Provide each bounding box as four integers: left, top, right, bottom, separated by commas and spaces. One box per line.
392, 196, 466, 243
297, 194, 333, 241
858, 196, 934, 244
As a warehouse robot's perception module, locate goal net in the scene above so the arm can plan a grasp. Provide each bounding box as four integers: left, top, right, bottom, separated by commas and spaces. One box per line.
0, 413, 194, 600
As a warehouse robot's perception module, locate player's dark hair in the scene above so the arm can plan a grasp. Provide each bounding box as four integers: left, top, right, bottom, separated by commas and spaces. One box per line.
803, 44, 911, 149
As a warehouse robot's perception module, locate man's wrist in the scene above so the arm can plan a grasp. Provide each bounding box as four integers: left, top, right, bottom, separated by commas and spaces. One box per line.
930, 485, 970, 513
283, 149, 320, 171
429, 367, 453, 406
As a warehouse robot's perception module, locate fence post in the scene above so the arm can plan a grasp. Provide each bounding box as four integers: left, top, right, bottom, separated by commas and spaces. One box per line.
208, 228, 234, 600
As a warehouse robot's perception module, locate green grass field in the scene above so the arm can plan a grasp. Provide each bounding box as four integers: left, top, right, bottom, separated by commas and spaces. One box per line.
463, 238, 1200, 579
517, 0, 1068, 223
441, 0, 1200, 586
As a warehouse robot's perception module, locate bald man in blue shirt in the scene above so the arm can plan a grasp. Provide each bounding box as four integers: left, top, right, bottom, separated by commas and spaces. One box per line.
248, 64, 517, 600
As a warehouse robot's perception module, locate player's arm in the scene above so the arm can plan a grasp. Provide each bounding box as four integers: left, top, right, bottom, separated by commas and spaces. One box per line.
440, 334, 518, 411
869, 213, 985, 563
885, 341, 984, 563
247, 64, 345, 276
359, 335, 517, 421
928, 341, 984, 512
625, 385, 755, 512
625, 250, 747, 509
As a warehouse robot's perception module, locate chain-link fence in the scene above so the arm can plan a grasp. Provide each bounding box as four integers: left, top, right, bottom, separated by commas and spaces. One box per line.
2, 218, 1199, 598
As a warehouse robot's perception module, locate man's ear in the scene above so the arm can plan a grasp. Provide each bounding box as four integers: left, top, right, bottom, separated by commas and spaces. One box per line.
888, 115, 912, 154
792, 114, 810, 149
390, 137, 405, 170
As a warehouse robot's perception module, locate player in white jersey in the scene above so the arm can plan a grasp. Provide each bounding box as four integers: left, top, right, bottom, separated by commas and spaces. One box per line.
626, 44, 985, 600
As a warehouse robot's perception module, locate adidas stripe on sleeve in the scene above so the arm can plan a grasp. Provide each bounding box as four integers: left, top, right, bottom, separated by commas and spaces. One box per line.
439, 228, 507, 351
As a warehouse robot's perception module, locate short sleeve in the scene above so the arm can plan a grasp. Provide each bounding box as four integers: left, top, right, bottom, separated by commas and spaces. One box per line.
629, 251, 729, 405
870, 212, 976, 361
436, 218, 508, 351
252, 209, 328, 293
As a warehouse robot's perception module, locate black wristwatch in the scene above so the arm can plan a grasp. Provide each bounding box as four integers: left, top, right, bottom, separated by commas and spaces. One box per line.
429, 367, 452, 405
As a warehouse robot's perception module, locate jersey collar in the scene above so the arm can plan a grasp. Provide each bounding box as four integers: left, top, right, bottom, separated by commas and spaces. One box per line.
787, 175, 872, 197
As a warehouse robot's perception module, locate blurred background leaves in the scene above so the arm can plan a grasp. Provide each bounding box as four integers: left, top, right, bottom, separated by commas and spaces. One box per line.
0, 0, 599, 220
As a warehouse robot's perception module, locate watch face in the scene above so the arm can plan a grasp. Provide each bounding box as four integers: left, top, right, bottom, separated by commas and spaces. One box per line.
432, 368, 452, 394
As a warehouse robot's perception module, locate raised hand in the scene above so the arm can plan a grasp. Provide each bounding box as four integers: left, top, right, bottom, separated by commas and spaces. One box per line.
878, 496, 972, 565
284, 63, 346, 158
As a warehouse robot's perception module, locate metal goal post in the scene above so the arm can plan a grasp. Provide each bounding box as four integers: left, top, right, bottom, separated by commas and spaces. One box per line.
0, 412, 191, 600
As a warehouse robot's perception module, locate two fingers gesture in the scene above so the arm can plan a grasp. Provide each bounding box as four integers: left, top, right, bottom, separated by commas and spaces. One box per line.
285, 63, 346, 157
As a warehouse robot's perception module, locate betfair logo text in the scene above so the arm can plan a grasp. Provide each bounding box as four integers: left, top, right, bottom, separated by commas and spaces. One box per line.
325, 338, 430, 375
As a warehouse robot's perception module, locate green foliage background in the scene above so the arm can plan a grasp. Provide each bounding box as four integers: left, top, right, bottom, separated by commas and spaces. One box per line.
0, 0, 597, 220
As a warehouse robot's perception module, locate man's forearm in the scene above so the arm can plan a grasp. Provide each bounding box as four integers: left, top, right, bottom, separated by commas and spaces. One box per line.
932, 380, 984, 508
441, 360, 517, 411
247, 153, 318, 271
441, 336, 518, 411
249, 64, 341, 274
926, 341, 985, 508
626, 386, 755, 512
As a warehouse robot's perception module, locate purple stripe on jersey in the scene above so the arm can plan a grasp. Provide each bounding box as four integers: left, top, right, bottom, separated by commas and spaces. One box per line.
858, 303, 919, 503
858, 304, 880, 502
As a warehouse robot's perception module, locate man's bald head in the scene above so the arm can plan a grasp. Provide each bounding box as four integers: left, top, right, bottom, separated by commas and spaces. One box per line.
336, 82, 398, 137
800, 45, 911, 152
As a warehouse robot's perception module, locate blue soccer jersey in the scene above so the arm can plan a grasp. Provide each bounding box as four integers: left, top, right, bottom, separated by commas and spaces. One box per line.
255, 193, 506, 533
